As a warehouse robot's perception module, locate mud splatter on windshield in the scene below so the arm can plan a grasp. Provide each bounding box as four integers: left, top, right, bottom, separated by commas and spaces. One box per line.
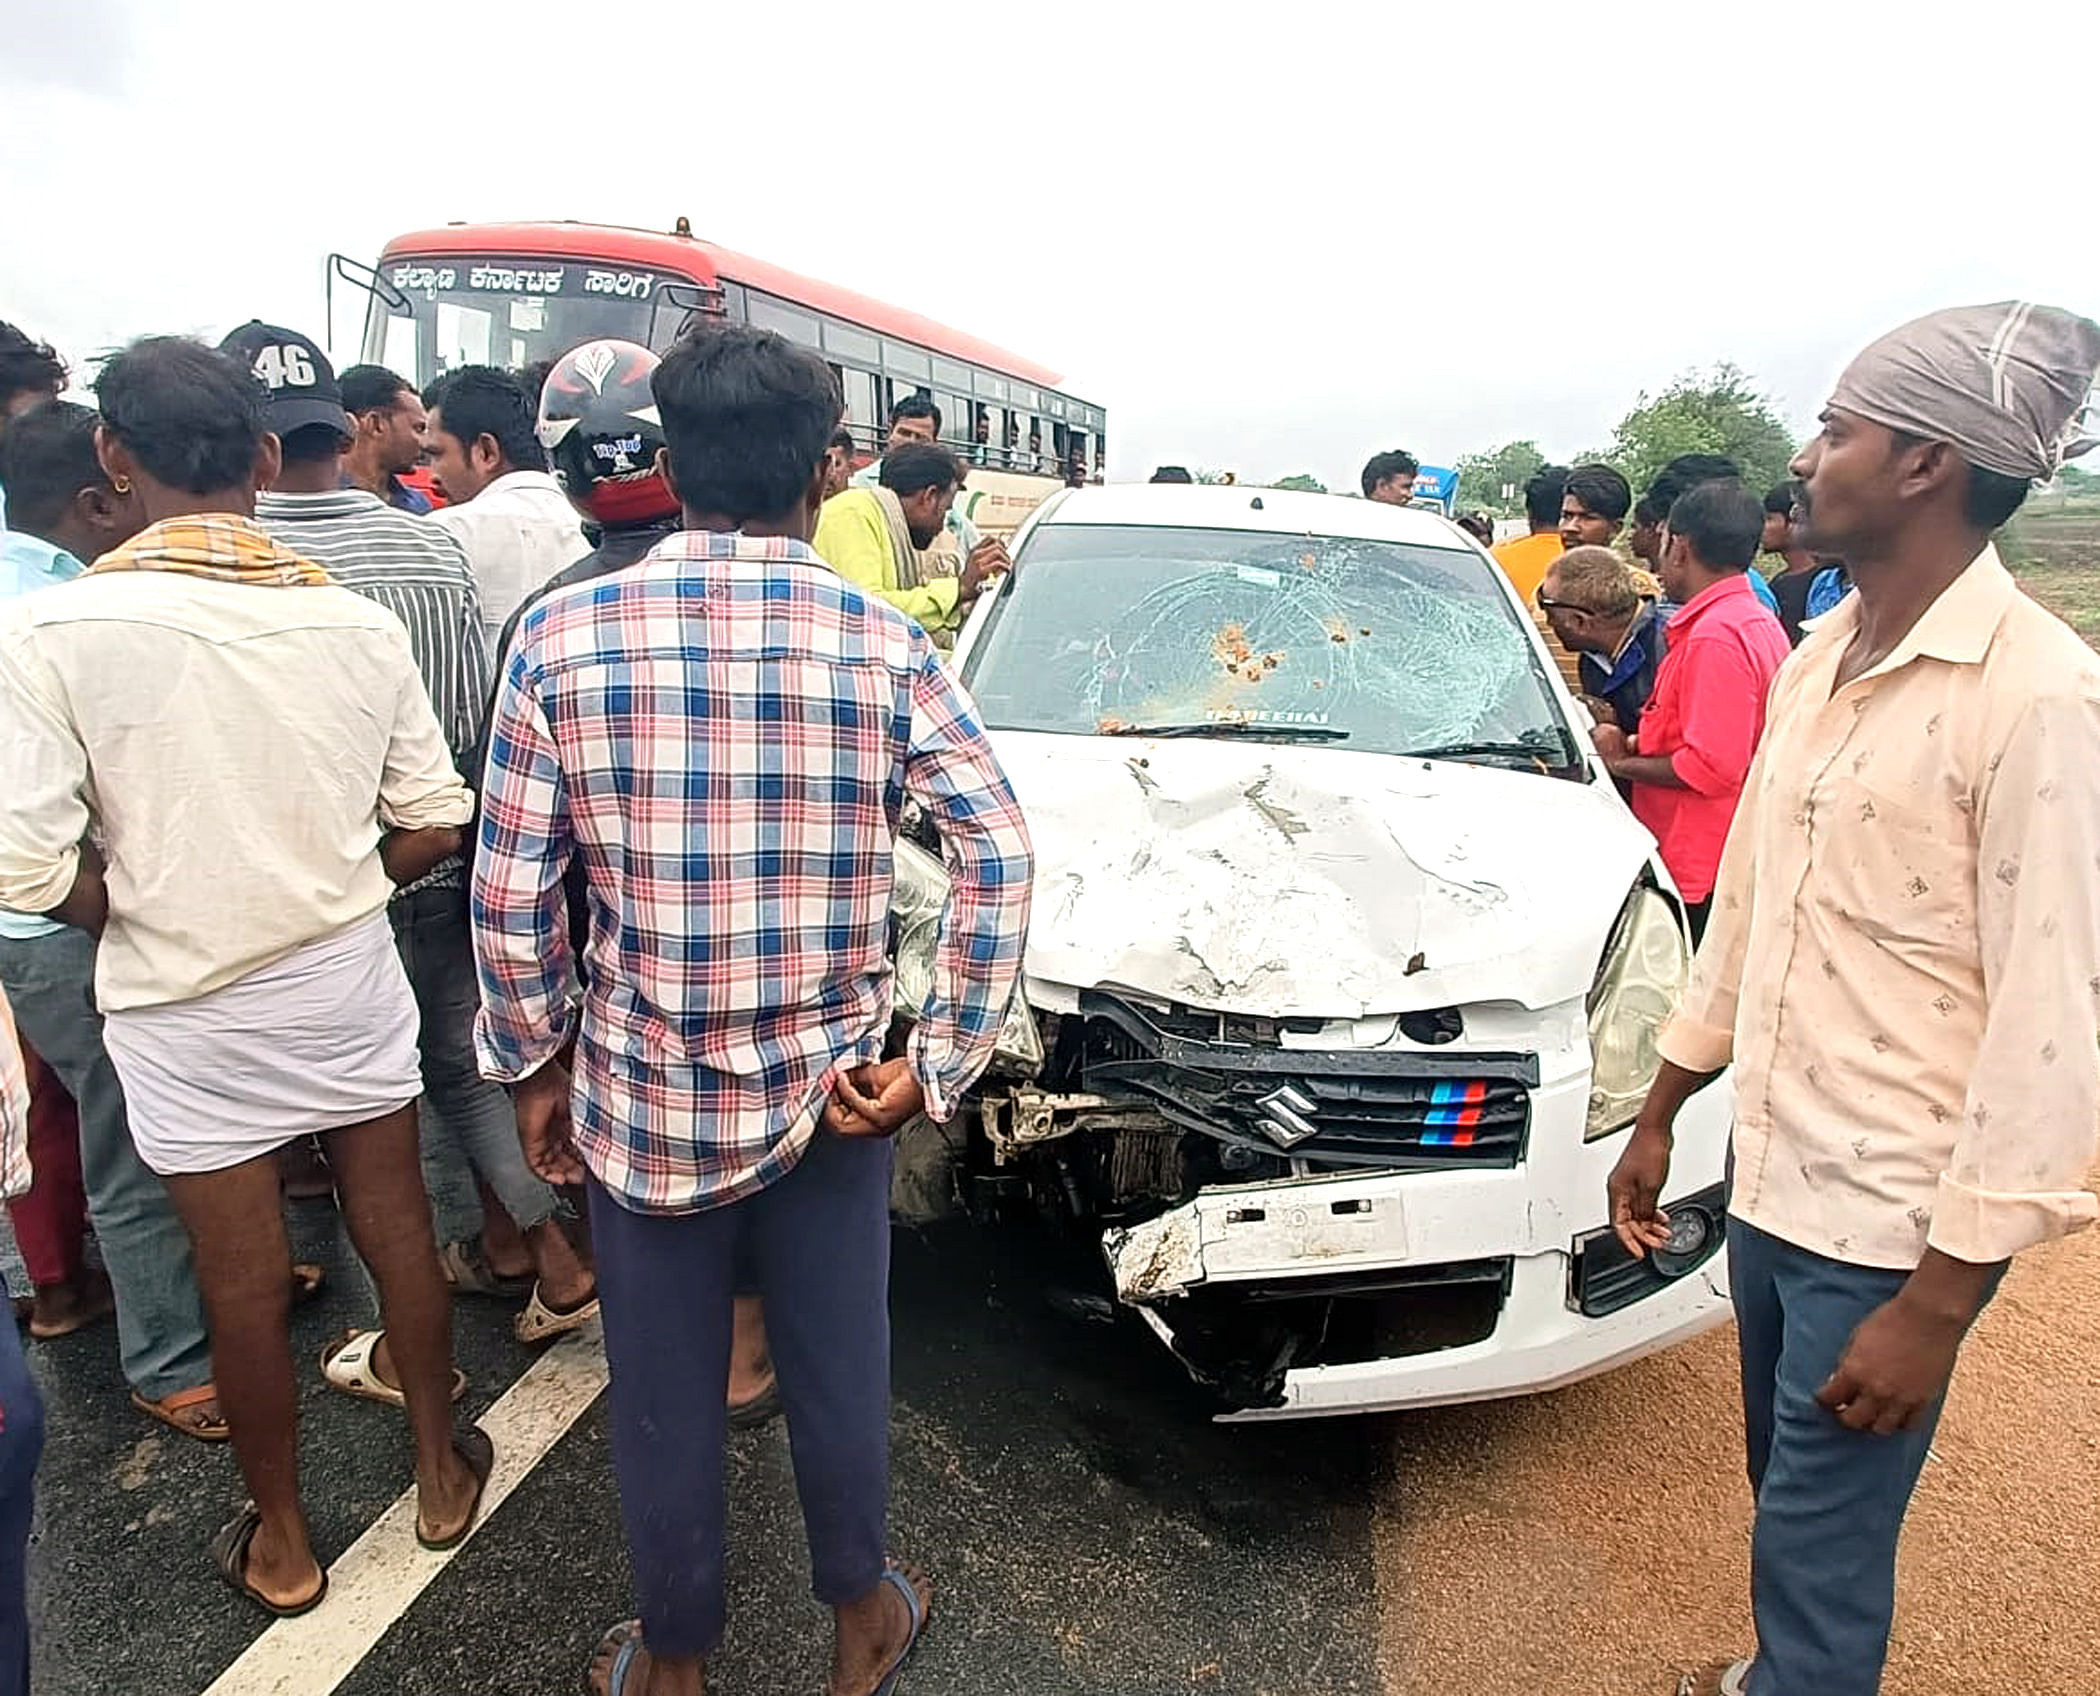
963, 526, 1561, 757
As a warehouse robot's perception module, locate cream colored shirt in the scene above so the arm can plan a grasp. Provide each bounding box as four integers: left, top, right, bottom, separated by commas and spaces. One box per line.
1658, 546, 2100, 1268
0, 571, 474, 1011
430, 470, 587, 655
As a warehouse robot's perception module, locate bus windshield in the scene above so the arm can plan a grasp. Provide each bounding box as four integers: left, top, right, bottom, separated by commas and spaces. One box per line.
361, 255, 713, 388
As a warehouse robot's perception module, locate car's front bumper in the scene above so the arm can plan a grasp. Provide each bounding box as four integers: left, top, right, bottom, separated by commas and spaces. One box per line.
1100, 1068, 1736, 1421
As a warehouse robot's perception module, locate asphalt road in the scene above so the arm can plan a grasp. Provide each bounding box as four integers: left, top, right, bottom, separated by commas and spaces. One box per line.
24, 1202, 1391, 1696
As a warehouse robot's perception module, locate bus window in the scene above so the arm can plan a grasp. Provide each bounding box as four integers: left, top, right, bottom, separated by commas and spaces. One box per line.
380, 311, 419, 381
434, 300, 494, 371
840, 368, 878, 439
935, 391, 968, 449
748, 295, 821, 347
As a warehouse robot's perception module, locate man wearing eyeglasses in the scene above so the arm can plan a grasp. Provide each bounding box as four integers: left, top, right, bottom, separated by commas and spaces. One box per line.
1537, 547, 1669, 734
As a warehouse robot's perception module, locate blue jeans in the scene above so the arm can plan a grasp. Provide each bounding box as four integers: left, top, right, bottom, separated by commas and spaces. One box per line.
388, 887, 556, 1241
1730, 1218, 2001, 1696
0, 1276, 43, 1696
0, 929, 212, 1402
587, 1129, 894, 1658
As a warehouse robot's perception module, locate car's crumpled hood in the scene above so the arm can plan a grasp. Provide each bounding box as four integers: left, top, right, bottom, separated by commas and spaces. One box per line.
991, 731, 1659, 1018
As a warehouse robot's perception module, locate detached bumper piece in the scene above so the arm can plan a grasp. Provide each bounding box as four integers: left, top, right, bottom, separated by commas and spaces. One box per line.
1079, 992, 1537, 1170
1568, 1182, 1729, 1317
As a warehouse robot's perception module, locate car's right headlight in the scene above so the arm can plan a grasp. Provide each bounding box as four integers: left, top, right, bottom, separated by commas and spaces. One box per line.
890, 837, 1044, 1072
1583, 885, 1690, 1140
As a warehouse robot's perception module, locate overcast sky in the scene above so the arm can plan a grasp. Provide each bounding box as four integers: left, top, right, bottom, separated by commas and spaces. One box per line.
3, 0, 2093, 489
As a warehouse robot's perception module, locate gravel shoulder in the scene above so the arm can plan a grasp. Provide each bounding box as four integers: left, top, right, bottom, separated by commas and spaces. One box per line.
1373, 1217, 2100, 1695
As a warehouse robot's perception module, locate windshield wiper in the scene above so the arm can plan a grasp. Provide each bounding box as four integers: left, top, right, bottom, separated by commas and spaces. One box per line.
1400, 728, 1581, 769
1099, 721, 1351, 742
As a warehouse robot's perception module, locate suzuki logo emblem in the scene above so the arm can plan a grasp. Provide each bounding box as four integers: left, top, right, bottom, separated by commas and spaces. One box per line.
1256, 1084, 1318, 1148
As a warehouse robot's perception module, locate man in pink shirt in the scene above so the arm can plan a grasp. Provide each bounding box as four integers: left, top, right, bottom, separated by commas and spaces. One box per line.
1591, 479, 1790, 940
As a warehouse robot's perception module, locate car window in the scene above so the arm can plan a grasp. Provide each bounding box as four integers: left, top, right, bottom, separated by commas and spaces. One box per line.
961, 523, 1570, 759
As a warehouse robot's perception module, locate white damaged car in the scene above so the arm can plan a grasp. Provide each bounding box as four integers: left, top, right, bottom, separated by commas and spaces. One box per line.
890, 484, 1734, 1419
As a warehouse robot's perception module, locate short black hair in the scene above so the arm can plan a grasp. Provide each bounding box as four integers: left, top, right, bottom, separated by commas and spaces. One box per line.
95, 336, 265, 495
1763, 480, 1799, 517
1524, 464, 1571, 527
1360, 448, 1420, 497
1965, 464, 2030, 530
340, 363, 414, 417
1665, 478, 1765, 572
1632, 495, 1665, 529
279, 421, 349, 466
1563, 463, 1631, 523
1646, 453, 1741, 514
829, 424, 857, 455
423, 365, 545, 472
514, 359, 555, 414
0, 322, 67, 410
1149, 465, 1194, 484
0, 400, 105, 534
879, 441, 962, 499
889, 392, 941, 436
651, 324, 841, 522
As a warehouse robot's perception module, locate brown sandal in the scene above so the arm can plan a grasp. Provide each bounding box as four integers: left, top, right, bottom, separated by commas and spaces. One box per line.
132, 1383, 231, 1443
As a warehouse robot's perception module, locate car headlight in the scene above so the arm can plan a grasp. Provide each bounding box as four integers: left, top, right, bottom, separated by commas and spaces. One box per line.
891, 838, 1044, 1072
1584, 885, 1689, 1140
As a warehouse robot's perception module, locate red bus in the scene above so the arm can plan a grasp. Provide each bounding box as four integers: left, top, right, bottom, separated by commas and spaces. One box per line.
333, 218, 1105, 534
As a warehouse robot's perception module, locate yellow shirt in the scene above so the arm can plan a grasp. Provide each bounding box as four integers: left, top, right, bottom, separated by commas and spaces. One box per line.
812, 489, 962, 637
1658, 547, 2100, 1268
1490, 530, 1565, 607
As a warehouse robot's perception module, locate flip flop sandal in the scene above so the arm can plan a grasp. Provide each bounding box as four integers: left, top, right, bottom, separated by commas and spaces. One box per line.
416, 1424, 495, 1552
585, 1619, 647, 1696
1676, 1661, 1753, 1696
512, 1283, 600, 1346
440, 1240, 533, 1299
728, 1378, 784, 1432
210, 1504, 327, 1618
318, 1329, 467, 1410
839, 1563, 931, 1696
290, 1262, 327, 1307
131, 1383, 232, 1443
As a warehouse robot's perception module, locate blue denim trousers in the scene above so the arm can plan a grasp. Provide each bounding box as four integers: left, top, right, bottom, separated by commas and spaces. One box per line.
1730, 1217, 2002, 1696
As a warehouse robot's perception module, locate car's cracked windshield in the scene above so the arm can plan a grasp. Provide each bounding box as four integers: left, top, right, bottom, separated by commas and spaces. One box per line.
961, 523, 1577, 766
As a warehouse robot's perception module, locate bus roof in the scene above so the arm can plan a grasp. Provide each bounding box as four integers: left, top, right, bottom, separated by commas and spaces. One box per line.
379, 221, 1067, 391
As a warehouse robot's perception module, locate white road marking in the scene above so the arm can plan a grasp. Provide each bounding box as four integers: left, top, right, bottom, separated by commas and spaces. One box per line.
200, 1321, 610, 1696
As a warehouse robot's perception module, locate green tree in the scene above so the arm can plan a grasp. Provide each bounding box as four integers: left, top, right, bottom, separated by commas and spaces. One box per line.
1455, 440, 1546, 518
1271, 472, 1326, 493
2057, 465, 2100, 497
1607, 364, 1797, 498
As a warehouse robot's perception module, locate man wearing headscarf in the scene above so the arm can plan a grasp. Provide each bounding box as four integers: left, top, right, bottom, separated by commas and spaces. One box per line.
1607, 301, 2100, 1696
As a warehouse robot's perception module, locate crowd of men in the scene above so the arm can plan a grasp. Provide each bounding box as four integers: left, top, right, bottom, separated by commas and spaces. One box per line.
0, 296, 2094, 1696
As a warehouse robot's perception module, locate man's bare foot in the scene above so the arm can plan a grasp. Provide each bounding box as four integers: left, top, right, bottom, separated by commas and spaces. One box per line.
829, 1563, 931, 1696
478, 1187, 532, 1281
524, 1217, 594, 1311
413, 1426, 492, 1548
28, 1268, 115, 1339
586, 1619, 705, 1696
727, 1296, 771, 1405
233, 1508, 326, 1612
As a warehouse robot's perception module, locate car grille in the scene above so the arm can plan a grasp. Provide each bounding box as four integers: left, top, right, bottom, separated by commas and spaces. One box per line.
1079, 993, 1535, 1171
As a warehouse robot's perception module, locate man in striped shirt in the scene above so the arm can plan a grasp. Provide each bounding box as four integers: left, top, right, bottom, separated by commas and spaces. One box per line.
473, 323, 1035, 1696
243, 324, 598, 1377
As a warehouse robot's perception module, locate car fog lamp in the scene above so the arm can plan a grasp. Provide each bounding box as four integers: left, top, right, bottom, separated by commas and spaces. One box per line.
1653, 1205, 1716, 1278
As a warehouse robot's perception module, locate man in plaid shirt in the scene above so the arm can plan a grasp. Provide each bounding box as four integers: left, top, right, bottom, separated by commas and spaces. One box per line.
472, 324, 1033, 1696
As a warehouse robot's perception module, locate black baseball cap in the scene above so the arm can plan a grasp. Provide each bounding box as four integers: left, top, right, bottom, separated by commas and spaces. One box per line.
217, 321, 353, 440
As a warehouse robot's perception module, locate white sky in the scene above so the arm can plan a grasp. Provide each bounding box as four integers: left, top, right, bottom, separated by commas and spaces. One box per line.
3, 0, 2094, 489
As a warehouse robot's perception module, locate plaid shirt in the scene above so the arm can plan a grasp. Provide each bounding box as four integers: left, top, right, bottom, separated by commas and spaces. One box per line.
471, 529, 1034, 1214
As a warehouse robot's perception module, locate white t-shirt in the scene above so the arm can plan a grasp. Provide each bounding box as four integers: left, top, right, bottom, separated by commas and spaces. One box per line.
431, 470, 587, 651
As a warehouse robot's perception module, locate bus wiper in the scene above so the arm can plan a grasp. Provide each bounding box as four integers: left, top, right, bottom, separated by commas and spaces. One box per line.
1100, 721, 1351, 742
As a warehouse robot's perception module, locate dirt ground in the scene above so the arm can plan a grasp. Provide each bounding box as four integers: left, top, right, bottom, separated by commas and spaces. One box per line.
1372, 1216, 2100, 1695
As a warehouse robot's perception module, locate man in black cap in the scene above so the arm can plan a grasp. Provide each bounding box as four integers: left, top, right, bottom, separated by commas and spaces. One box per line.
232, 323, 598, 1380
1612, 301, 2100, 1696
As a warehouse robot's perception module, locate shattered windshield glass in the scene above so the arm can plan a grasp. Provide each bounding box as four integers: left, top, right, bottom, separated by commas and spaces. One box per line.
962, 523, 1571, 760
